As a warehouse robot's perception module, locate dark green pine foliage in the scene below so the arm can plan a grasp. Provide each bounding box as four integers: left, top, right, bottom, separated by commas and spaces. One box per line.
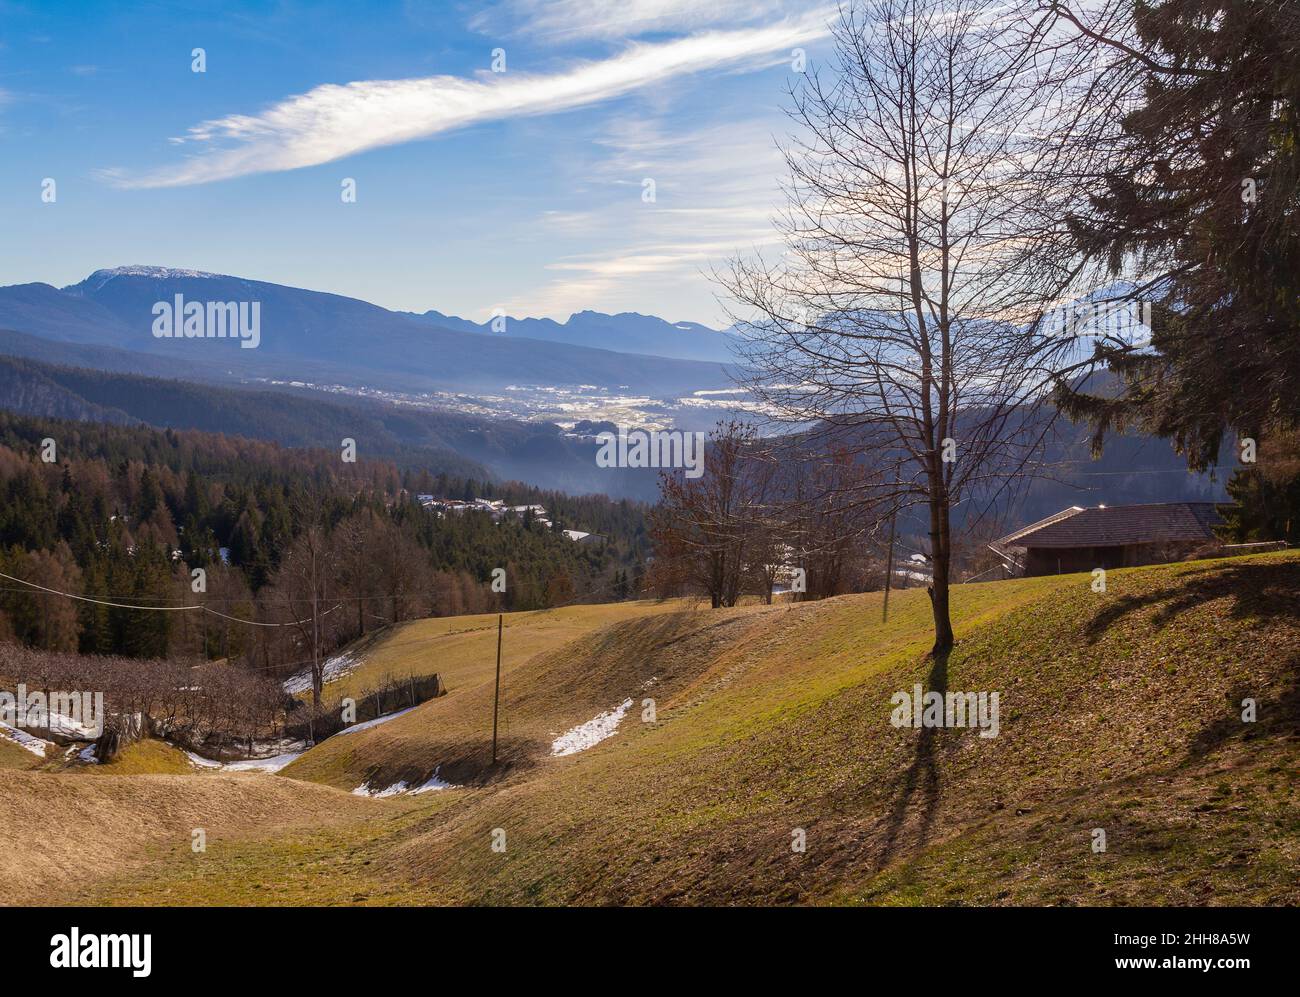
1059, 0, 1300, 470
1219, 470, 1300, 544
0, 410, 648, 656
1218, 431, 1300, 544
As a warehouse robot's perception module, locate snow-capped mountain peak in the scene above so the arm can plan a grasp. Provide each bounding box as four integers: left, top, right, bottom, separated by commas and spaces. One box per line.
74, 265, 230, 292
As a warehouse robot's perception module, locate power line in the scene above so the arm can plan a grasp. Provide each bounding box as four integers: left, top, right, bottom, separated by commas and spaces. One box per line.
0, 569, 200, 613
0, 569, 336, 628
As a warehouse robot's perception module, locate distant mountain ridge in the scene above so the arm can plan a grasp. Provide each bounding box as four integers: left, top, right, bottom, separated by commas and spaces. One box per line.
0, 266, 734, 396
410, 307, 740, 363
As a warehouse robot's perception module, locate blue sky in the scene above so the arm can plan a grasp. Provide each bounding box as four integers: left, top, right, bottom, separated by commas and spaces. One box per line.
0, 0, 833, 325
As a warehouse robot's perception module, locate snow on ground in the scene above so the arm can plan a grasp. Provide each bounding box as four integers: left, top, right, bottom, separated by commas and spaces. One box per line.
182, 702, 418, 772
174, 702, 421, 773
282, 651, 359, 695
203, 750, 304, 773
0, 709, 101, 743
183, 737, 306, 772
45, 710, 102, 740
551, 698, 634, 756
0, 722, 52, 757
352, 780, 410, 798
77, 743, 99, 764
335, 705, 418, 736
353, 766, 456, 798
410, 768, 455, 793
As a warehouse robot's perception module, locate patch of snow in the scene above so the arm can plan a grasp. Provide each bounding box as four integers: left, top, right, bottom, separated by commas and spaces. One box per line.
222, 751, 303, 773
184, 739, 306, 772
91, 264, 224, 281
551, 698, 634, 756
335, 705, 418, 736
183, 702, 419, 774
352, 780, 410, 798
894, 568, 931, 583
282, 651, 359, 695
0, 722, 51, 757
410, 767, 456, 793
77, 743, 99, 764
45, 710, 102, 740
354, 766, 457, 798
181, 705, 417, 775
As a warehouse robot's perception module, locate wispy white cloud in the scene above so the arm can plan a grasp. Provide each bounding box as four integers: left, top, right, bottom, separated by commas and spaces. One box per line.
470, 0, 815, 42
104, 15, 830, 189
500, 117, 788, 320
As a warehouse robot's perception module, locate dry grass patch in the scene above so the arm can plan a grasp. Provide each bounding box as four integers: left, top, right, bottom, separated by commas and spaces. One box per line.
0, 735, 41, 770
285, 603, 772, 792
317, 599, 691, 706
0, 769, 385, 904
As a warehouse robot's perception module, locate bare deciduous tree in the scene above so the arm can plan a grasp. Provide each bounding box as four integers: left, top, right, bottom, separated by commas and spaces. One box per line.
724, 0, 1096, 653
269, 510, 339, 720
784, 445, 878, 601
651, 421, 771, 609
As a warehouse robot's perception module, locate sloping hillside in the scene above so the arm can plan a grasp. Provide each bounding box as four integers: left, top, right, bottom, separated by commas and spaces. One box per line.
0, 736, 42, 771
299, 600, 690, 709
13, 553, 1298, 906
285, 602, 770, 790
0, 769, 384, 905
0, 354, 676, 497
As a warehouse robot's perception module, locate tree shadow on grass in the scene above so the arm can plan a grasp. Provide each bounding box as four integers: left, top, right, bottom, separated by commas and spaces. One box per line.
1082, 560, 1300, 645
1183, 672, 1300, 765
876, 648, 949, 868
1078, 558, 1300, 765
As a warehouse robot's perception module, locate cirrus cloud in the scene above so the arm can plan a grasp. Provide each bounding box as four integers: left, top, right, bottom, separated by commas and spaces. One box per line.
469, 0, 812, 42
104, 14, 830, 189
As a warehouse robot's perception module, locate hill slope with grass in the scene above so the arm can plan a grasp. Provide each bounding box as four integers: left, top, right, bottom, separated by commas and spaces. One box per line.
302, 600, 689, 709
7, 553, 1297, 906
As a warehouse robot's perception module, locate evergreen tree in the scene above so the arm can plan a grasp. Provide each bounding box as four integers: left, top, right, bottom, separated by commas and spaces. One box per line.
1219, 431, 1300, 544
1060, 1, 1300, 468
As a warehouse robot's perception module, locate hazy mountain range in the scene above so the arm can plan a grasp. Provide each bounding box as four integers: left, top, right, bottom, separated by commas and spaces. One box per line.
409, 308, 739, 363
0, 266, 735, 397
0, 265, 1231, 512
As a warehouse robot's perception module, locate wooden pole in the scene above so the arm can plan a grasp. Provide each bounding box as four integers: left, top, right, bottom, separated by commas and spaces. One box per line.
491, 613, 502, 765
883, 508, 897, 623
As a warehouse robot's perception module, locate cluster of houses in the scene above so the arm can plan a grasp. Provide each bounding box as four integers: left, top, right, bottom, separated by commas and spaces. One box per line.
414, 495, 604, 544
416, 495, 548, 523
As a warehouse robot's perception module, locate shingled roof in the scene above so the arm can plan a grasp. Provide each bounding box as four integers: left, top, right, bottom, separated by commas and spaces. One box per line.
995, 502, 1224, 549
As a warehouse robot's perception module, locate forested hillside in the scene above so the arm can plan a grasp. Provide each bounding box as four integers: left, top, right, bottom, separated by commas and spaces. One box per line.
0, 411, 648, 669
0, 353, 667, 497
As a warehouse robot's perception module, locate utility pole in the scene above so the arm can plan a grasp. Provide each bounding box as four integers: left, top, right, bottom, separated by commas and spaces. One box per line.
491, 613, 502, 765
882, 507, 897, 624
